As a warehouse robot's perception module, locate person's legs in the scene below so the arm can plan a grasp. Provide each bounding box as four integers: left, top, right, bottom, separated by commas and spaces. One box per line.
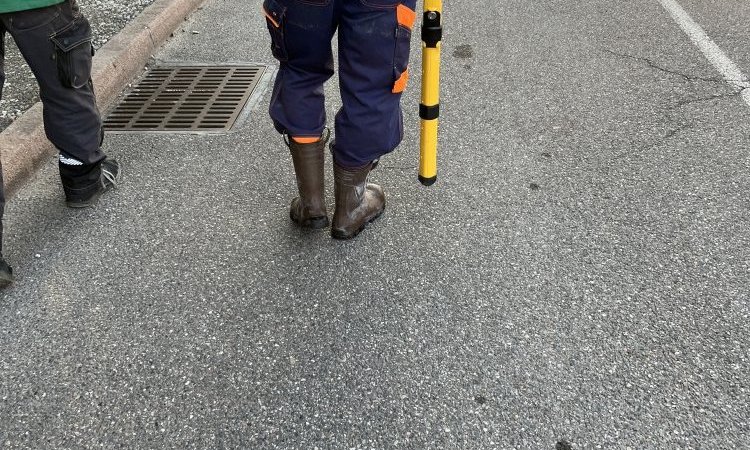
0, 20, 13, 286
330, 0, 416, 238
264, 0, 337, 228
8, 0, 120, 207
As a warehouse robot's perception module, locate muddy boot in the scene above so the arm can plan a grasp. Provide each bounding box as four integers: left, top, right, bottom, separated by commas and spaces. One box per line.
331, 160, 385, 239
287, 133, 329, 229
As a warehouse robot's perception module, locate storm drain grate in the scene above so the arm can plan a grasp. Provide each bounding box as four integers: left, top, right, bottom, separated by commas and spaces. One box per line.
103, 65, 265, 132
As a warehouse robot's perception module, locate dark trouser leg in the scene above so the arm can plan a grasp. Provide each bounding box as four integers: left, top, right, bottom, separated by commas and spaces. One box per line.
264, 0, 338, 227
6, 1, 105, 198
334, 0, 416, 167
0, 24, 6, 255
0, 24, 15, 281
264, 0, 337, 138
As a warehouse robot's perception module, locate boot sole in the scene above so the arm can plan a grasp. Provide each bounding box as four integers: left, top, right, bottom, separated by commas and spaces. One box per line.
331, 207, 385, 240
290, 212, 330, 230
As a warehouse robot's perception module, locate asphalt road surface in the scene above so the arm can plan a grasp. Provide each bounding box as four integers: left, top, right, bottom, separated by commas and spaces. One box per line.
1, 0, 748, 448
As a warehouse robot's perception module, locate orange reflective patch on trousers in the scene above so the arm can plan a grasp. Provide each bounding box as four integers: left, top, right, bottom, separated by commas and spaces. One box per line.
397, 4, 416, 29
392, 3, 415, 95
292, 136, 321, 144
392, 67, 409, 94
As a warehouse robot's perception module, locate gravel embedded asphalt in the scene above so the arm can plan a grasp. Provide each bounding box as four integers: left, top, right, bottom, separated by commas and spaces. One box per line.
1, 0, 749, 448
0, 0, 155, 129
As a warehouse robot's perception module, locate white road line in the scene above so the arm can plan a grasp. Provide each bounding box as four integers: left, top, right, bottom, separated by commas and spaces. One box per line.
657, 0, 750, 107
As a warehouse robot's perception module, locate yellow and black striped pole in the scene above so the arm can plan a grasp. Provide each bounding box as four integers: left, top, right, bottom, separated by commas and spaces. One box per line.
419, 0, 442, 186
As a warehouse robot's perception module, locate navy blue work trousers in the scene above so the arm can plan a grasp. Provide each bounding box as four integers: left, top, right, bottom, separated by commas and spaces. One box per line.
263, 0, 417, 167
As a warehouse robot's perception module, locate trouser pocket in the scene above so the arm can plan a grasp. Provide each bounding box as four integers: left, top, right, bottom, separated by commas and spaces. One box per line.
392, 4, 415, 94
263, 0, 288, 61
50, 14, 93, 89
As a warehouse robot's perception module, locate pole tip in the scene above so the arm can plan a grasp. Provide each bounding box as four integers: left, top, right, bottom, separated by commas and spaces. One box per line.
419, 175, 437, 186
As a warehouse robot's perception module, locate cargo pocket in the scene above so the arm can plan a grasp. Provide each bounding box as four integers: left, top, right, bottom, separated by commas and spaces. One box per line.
392, 4, 415, 94
50, 15, 93, 89
263, 0, 288, 62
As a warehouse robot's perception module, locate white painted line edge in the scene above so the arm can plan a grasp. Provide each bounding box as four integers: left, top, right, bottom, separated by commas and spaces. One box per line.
658, 0, 750, 107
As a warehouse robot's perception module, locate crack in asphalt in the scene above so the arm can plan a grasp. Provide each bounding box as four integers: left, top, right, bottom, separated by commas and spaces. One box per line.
601, 49, 744, 84
603, 49, 749, 107
675, 90, 746, 106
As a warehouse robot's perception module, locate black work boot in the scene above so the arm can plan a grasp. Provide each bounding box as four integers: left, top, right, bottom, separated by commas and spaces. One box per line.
0, 255, 13, 288
62, 158, 122, 208
331, 160, 385, 239
287, 132, 329, 229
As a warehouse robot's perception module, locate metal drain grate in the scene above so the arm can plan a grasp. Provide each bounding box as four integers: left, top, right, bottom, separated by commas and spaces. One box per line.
103, 65, 265, 132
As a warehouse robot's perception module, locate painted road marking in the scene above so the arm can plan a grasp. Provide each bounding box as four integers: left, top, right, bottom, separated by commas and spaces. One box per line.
658, 0, 750, 107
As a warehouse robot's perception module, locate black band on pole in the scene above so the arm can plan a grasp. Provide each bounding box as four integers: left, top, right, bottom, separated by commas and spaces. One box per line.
420, 103, 440, 120
422, 11, 442, 48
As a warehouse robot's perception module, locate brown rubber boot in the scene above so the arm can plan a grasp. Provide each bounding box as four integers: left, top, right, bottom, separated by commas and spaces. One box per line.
331, 161, 385, 239
287, 133, 329, 229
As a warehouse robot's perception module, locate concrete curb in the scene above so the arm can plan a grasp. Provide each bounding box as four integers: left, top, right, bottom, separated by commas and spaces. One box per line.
0, 0, 207, 198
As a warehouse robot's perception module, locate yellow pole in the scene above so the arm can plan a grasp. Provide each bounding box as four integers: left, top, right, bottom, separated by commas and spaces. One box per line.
419, 0, 442, 186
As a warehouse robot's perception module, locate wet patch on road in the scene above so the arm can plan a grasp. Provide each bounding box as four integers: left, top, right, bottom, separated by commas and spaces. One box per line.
453, 44, 474, 59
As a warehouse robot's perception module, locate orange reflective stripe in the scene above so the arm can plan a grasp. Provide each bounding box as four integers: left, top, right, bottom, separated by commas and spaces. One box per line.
392, 68, 409, 94
292, 136, 321, 144
397, 4, 416, 29
263, 7, 280, 28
